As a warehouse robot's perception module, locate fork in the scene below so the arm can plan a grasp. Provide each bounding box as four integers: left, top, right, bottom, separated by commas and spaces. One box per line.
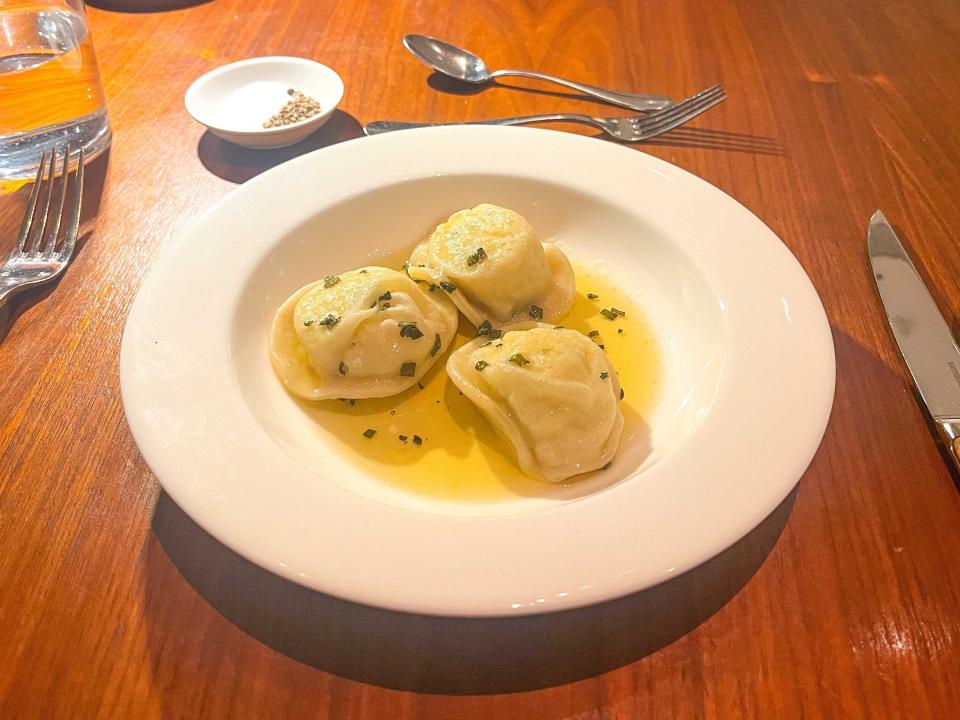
0, 146, 85, 310
364, 85, 725, 142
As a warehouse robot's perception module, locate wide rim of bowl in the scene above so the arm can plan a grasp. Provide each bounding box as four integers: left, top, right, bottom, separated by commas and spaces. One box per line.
184, 56, 344, 136
120, 126, 835, 617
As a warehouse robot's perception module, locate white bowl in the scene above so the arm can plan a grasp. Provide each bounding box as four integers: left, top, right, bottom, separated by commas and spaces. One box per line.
120, 127, 835, 616
184, 56, 344, 149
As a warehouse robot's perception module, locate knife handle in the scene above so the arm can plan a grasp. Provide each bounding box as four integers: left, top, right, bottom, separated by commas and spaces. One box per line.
934, 420, 960, 475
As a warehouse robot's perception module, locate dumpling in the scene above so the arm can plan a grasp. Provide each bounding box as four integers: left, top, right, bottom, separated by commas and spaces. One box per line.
446, 324, 623, 482
270, 266, 458, 400
407, 204, 575, 328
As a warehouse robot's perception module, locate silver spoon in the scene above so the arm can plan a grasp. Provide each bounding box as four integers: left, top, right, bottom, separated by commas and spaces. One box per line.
403, 34, 672, 112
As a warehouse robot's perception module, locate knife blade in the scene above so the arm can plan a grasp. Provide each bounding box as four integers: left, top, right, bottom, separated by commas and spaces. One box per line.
868, 209, 960, 472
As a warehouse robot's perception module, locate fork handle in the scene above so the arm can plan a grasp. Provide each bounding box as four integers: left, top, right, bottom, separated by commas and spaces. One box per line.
0, 278, 19, 311
491, 69, 672, 112
364, 113, 601, 135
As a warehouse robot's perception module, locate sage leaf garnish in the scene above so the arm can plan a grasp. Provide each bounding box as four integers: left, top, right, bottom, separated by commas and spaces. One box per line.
399, 322, 424, 340
466, 247, 487, 267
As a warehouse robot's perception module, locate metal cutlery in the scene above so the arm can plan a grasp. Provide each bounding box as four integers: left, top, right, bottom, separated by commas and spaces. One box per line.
365, 85, 724, 142
869, 210, 960, 473
403, 34, 673, 112
0, 146, 85, 310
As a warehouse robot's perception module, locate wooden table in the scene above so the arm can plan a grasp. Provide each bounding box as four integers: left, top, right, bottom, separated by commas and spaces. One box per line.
2, 0, 959, 716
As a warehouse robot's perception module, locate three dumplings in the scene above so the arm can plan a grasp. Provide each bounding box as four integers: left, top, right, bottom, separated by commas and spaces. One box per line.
269, 204, 624, 483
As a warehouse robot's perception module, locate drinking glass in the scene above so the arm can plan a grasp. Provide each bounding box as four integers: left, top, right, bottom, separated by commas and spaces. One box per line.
0, 0, 111, 179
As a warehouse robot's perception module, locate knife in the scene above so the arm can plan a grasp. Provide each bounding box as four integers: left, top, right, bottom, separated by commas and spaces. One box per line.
869, 210, 960, 473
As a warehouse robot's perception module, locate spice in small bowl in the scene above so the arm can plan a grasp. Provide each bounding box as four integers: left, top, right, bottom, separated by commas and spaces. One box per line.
185, 56, 344, 149
263, 89, 323, 129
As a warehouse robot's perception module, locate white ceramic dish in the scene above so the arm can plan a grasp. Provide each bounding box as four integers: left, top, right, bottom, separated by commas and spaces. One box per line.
184, 57, 344, 149
120, 126, 835, 617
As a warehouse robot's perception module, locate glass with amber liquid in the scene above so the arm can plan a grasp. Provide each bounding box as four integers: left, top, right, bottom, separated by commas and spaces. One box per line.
0, 0, 111, 179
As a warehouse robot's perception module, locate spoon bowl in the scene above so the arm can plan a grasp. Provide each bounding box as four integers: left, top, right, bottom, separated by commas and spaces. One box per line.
402, 35, 492, 84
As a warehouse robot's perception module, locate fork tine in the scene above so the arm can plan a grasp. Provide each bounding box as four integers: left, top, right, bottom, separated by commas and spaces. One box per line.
42, 145, 71, 258
636, 85, 723, 131
58, 147, 85, 263
10, 151, 48, 259
639, 91, 726, 139
636, 86, 725, 138
27, 149, 57, 256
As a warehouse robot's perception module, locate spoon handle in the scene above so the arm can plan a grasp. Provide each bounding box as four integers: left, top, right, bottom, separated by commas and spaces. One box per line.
364, 114, 600, 135
491, 69, 671, 112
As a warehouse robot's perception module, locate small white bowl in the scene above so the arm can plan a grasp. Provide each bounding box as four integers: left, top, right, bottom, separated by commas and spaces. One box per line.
185, 57, 344, 149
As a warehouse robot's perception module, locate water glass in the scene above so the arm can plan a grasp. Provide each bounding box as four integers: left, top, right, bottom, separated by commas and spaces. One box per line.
0, 0, 111, 179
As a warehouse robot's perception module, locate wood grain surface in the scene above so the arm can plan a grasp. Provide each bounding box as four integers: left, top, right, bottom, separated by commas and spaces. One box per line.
2, 0, 960, 717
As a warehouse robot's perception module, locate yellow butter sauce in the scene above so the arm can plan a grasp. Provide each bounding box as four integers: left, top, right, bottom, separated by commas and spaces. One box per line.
293, 264, 661, 501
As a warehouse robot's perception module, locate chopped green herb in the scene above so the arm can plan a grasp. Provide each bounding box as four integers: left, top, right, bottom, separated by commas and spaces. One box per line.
379, 302, 390, 311
554, 325, 564, 330
338, 361, 348, 376
477, 320, 492, 337
466, 247, 487, 266
509, 353, 530, 367
400, 362, 416, 377
528, 304, 544, 320
619, 388, 625, 400
303, 319, 314, 327
430, 334, 441, 357
359, 269, 368, 274
323, 275, 340, 288
418, 382, 425, 390
439, 280, 457, 293
495, 342, 503, 348
378, 290, 392, 302
480, 341, 493, 348
599, 344, 605, 350
475, 360, 489, 371
398, 434, 408, 442
600, 371, 609, 379
318, 313, 340, 328
610, 307, 626, 317
399, 322, 424, 340
427, 283, 439, 292
339, 398, 356, 407
600, 308, 617, 321
588, 330, 600, 338
412, 435, 423, 446
617, 328, 623, 334
587, 292, 599, 300
362, 428, 377, 438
